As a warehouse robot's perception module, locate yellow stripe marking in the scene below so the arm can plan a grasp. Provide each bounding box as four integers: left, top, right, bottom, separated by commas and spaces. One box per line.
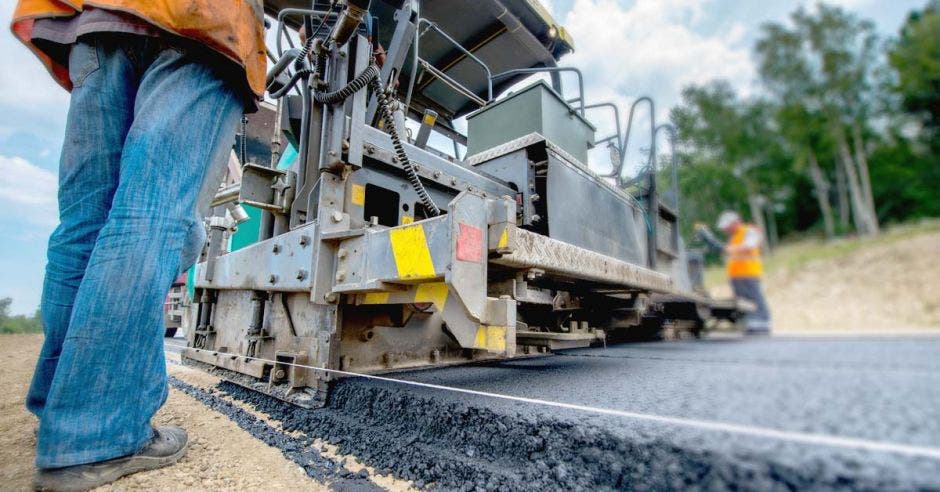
415, 282, 448, 310
351, 184, 365, 206
474, 326, 507, 352
389, 225, 437, 280
363, 292, 390, 304
497, 227, 509, 249
422, 113, 437, 126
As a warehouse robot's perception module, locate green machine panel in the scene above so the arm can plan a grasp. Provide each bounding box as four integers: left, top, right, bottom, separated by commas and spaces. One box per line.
466, 81, 596, 164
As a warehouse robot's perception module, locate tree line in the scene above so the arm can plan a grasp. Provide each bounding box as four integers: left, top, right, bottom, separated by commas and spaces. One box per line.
670, 1, 940, 245
0, 297, 42, 334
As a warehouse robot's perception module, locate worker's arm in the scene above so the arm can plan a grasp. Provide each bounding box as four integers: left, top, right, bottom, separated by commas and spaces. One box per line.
694, 223, 724, 253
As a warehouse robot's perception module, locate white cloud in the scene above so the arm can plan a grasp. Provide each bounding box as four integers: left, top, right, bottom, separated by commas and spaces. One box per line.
818, 0, 874, 8
0, 155, 58, 225
552, 0, 755, 174
0, 0, 69, 109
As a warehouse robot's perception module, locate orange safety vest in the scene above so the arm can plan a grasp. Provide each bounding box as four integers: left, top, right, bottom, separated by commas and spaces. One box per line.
10, 0, 266, 98
726, 224, 763, 278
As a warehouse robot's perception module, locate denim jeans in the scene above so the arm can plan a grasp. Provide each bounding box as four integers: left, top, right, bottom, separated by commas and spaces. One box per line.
26, 33, 242, 468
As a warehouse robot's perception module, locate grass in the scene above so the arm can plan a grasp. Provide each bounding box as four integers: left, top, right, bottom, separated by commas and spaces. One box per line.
704, 218, 940, 289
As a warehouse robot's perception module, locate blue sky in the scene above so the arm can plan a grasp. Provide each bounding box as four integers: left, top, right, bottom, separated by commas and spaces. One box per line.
0, 0, 925, 314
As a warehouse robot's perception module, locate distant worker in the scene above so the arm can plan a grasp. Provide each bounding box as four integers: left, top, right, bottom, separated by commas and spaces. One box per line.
695, 211, 772, 335
11, 1, 264, 490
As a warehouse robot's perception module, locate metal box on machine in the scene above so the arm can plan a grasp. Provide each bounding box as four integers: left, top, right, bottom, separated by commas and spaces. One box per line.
465, 81, 596, 164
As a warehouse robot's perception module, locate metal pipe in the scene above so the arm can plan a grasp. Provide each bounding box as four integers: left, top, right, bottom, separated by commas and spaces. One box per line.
211, 183, 241, 207
403, 1, 421, 112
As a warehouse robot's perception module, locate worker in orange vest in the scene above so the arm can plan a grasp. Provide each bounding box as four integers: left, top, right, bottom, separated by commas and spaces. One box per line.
697, 211, 772, 335
11, 1, 264, 489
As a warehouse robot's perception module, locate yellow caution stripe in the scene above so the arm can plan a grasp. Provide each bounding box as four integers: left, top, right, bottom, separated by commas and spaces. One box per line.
497, 227, 509, 249
358, 282, 448, 310
474, 325, 507, 353
362, 292, 390, 305
415, 282, 448, 310
351, 184, 365, 206
389, 224, 437, 280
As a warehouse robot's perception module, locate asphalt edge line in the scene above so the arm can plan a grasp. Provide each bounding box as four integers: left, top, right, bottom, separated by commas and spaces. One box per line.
175, 351, 940, 462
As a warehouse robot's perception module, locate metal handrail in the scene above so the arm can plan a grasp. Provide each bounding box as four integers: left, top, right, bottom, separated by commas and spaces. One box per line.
415, 18, 494, 104
491, 67, 586, 116
597, 96, 656, 189
585, 102, 624, 160
418, 60, 488, 107
275, 8, 338, 56
655, 123, 680, 214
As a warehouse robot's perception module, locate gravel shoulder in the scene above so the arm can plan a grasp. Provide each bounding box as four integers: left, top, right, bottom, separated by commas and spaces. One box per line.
0, 334, 323, 491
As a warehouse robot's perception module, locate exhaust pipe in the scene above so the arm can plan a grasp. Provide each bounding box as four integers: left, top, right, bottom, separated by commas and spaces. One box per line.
330, 0, 371, 47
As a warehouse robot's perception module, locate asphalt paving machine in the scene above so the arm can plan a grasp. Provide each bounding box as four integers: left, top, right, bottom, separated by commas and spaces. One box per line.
181, 0, 742, 406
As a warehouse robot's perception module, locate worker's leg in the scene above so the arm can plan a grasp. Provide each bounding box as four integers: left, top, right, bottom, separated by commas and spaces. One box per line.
748, 279, 772, 332
731, 278, 772, 334
26, 38, 137, 417
35, 36, 242, 468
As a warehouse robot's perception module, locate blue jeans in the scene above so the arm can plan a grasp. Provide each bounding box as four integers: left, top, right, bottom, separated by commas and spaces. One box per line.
27, 34, 242, 469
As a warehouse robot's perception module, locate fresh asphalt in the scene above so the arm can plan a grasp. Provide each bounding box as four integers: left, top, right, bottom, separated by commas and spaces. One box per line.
165, 334, 940, 490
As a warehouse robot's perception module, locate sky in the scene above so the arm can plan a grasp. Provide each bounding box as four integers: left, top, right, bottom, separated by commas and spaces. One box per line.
0, 0, 924, 315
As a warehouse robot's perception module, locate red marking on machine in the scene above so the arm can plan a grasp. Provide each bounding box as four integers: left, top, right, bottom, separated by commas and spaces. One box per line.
456, 223, 483, 262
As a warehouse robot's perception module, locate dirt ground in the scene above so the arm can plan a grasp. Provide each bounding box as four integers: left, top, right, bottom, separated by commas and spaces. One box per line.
710, 227, 940, 331
0, 334, 324, 491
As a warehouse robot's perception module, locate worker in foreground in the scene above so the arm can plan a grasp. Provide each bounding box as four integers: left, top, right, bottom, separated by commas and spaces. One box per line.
11, 1, 264, 490
696, 211, 772, 335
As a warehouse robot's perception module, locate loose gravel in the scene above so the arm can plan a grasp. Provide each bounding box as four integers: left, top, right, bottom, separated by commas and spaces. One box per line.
217, 377, 910, 491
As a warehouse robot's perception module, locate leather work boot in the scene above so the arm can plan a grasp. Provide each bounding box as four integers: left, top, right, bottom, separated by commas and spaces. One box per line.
34, 426, 188, 492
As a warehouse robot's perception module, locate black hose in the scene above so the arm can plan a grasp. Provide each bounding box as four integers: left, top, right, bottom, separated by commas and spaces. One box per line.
370, 76, 440, 216
269, 67, 315, 99
313, 64, 379, 104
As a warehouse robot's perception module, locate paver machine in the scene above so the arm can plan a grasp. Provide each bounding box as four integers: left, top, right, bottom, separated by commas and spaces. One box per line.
182, 0, 737, 406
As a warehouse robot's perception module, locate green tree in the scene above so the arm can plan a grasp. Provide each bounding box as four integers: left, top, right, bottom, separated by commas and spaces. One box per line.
889, 0, 940, 138
671, 81, 795, 244
0, 297, 43, 334
755, 4, 882, 235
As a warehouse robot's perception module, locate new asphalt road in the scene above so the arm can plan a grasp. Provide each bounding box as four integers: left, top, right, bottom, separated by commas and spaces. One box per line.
167, 334, 940, 490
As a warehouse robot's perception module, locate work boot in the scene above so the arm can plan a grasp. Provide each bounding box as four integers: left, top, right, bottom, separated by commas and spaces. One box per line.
34, 426, 188, 492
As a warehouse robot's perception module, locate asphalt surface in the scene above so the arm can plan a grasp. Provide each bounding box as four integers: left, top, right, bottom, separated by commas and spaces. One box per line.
168, 334, 940, 490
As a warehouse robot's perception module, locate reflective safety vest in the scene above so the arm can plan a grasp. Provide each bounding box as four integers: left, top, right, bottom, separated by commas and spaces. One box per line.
11, 0, 266, 98
726, 224, 764, 278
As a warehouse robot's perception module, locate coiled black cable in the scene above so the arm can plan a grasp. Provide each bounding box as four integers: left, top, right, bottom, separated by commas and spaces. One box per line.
370, 76, 440, 216
239, 115, 248, 164
268, 45, 440, 217
313, 64, 379, 104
